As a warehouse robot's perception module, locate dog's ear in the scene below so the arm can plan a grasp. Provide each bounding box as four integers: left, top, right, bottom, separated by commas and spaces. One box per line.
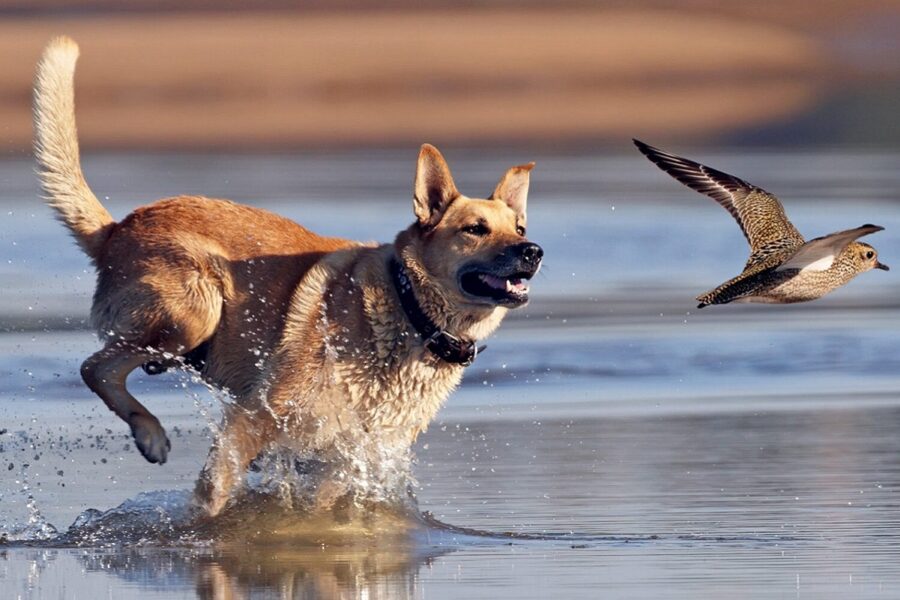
491, 162, 534, 224
414, 144, 460, 228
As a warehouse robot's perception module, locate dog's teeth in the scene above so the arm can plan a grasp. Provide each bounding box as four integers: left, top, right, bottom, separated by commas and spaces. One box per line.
506, 278, 528, 294
479, 273, 528, 295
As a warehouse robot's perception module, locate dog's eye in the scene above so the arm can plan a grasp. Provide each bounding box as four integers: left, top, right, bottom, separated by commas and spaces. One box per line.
516, 225, 526, 236
461, 223, 490, 236
866, 251, 875, 259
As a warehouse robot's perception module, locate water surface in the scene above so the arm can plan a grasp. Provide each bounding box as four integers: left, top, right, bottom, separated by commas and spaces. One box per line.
2, 149, 900, 598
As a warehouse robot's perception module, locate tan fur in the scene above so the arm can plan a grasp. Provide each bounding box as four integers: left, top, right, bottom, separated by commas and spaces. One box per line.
33, 36, 114, 262
33, 37, 541, 516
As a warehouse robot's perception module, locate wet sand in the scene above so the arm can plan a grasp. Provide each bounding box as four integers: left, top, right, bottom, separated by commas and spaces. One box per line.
0, 8, 828, 150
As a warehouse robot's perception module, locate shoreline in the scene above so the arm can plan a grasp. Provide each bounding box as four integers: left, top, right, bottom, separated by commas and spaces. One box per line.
0, 8, 832, 151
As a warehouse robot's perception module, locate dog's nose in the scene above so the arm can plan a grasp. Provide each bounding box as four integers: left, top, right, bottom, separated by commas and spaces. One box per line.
520, 242, 543, 266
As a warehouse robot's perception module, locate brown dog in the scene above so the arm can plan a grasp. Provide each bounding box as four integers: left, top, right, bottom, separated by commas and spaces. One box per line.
33, 37, 542, 516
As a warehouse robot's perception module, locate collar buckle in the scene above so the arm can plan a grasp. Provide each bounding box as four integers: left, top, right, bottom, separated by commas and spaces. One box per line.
461, 342, 480, 367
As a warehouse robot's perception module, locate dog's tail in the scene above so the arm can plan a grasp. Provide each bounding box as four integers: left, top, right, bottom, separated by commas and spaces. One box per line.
33, 36, 114, 262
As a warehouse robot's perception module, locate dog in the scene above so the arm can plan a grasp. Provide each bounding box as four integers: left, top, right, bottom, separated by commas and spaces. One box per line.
33, 37, 543, 516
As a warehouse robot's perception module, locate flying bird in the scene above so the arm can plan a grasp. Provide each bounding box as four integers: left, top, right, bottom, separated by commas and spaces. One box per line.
634, 139, 889, 308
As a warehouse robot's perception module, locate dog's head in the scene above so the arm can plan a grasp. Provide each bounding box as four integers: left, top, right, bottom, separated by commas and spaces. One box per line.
397, 144, 542, 318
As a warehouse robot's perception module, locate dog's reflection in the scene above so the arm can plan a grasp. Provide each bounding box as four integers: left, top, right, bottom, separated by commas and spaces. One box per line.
194, 543, 446, 600
79, 528, 454, 600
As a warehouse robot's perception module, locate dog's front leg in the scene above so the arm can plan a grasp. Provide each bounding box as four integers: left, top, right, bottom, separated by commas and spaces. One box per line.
193, 405, 274, 517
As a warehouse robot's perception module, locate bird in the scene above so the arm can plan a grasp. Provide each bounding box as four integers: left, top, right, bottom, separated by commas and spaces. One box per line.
633, 139, 889, 308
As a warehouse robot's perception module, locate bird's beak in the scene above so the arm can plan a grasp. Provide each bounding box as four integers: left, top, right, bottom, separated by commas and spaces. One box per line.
876, 261, 890, 271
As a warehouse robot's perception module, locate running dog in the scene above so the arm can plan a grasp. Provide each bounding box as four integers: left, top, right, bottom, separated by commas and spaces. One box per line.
33, 37, 543, 515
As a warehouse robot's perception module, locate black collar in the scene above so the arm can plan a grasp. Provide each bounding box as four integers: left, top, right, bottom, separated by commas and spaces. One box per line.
389, 257, 485, 366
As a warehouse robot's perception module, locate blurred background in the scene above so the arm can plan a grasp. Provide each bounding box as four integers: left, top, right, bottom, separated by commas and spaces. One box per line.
3, 5, 900, 598
0, 0, 898, 152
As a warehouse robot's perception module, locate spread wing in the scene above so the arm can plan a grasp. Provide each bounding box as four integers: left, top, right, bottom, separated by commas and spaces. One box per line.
634, 140, 805, 268
776, 224, 884, 272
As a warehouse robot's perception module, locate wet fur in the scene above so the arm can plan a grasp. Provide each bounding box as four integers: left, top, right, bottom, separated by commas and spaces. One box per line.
33, 37, 538, 516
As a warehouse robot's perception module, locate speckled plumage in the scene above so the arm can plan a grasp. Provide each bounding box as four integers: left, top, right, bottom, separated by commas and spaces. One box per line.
634, 140, 888, 307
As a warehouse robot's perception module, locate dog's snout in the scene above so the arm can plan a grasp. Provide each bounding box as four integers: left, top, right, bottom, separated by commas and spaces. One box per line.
519, 242, 543, 265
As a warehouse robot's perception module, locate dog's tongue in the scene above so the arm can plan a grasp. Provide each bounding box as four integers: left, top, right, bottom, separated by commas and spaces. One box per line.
479, 273, 507, 290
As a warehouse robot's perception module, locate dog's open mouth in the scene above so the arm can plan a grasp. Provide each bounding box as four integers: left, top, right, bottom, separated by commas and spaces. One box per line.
459, 270, 533, 305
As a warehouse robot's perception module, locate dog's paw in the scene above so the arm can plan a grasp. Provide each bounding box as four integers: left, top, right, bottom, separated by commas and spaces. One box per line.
129, 414, 171, 464
191, 478, 229, 518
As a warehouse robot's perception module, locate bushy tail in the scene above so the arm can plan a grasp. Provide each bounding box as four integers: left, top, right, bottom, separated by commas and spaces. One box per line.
33, 36, 114, 262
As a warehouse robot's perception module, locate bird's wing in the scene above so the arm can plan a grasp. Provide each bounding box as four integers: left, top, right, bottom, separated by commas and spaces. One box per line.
776, 224, 884, 272
634, 140, 806, 265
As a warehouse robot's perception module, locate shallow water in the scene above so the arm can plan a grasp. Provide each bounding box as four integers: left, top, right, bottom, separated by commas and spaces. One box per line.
2, 149, 900, 598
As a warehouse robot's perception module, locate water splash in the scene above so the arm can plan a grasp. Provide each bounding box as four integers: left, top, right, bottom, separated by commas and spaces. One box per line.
0, 497, 58, 543
60, 490, 198, 546
0, 444, 59, 544
13, 435, 426, 547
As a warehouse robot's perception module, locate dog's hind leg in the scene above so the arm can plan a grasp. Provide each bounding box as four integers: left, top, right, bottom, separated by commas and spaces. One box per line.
86, 263, 225, 463
81, 342, 173, 464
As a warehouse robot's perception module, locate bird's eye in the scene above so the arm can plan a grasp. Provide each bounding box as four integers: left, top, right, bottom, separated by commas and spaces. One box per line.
866, 251, 875, 259
516, 225, 526, 236
461, 223, 489, 236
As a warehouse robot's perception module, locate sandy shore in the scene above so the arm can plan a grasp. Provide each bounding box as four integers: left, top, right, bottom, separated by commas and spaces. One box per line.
0, 8, 830, 150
